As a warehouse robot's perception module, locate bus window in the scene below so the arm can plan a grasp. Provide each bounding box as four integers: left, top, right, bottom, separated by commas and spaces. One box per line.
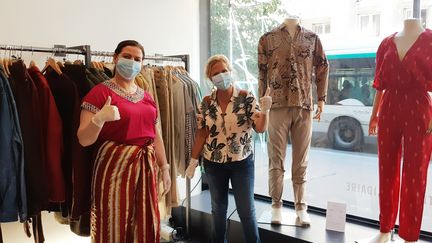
328, 56, 376, 106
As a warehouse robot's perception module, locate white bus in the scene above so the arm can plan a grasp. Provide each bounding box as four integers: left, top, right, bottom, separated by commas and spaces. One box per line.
312, 49, 377, 151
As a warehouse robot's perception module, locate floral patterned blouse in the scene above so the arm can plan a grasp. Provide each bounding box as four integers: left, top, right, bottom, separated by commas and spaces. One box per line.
198, 87, 261, 163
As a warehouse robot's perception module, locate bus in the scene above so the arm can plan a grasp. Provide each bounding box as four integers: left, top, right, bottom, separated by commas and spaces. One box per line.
312, 49, 377, 151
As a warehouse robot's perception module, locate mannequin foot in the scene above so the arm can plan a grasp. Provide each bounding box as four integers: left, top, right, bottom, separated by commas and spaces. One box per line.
271, 206, 282, 225
296, 209, 311, 225
366, 232, 390, 243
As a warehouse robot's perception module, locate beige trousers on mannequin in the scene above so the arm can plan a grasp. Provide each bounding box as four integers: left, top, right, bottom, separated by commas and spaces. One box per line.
268, 107, 312, 211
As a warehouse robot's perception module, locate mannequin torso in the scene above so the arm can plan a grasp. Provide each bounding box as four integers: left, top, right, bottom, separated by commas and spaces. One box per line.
283, 17, 300, 37
393, 19, 425, 61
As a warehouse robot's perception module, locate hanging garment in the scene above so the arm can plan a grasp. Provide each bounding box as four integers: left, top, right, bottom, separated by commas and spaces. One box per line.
373, 29, 432, 241
171, 72, 186, 178
176, 69, 201, 172
9, 60, 49, 217
153, 67, 174, 216
141, 67, 163, 141
44, 68, 81, 218
28, 66, 65, 203
0, 68, 27, 222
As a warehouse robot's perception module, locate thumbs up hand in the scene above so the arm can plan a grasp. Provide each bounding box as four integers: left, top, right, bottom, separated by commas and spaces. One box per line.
259, 87, 272, 112
91, 96, 121, 127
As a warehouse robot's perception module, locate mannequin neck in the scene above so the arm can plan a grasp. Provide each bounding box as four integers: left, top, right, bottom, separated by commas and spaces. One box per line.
283, 18, 299, 36
398, 18, 424, 37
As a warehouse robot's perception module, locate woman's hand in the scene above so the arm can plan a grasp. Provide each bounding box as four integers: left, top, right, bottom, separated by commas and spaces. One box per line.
160, 165, 171, 197
259, 87, 272, 112
369, 116, 378, 136
427, 120, 432, 135
185, 158, 199, 179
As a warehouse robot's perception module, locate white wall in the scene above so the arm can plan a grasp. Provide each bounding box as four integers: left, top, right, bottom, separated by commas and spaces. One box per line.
0, 0, 201, 218
0, 0, 201, 80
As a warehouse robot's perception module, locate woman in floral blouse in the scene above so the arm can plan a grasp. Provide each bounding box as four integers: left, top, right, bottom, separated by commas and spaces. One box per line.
186, 54, 272, 243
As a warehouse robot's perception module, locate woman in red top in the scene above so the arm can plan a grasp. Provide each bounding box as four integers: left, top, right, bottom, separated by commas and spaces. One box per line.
369, 20, 432, 242
77, 40, 170, 243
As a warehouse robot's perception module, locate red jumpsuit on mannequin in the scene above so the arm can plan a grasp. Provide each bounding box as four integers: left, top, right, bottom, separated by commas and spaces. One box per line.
373, 29, 432, 241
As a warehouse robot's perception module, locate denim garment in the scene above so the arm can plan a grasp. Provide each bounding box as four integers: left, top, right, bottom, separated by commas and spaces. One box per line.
0, 69, 27, 222
204, 155, 260, 243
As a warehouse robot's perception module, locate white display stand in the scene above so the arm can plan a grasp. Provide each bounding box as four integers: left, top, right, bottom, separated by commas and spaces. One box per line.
257, 210, 304, 227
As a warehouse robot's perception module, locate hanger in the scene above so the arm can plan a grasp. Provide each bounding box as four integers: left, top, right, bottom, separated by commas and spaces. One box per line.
29, 47, 38, 69
42, 57, 62, 75
0, 47, 4, 74
3, 53, 11, 76
57, 61, 65, 68
29, 60, 36, 68
73, 59, 83, 65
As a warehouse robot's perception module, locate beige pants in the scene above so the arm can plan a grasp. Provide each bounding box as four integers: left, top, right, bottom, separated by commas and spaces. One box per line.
268, 107, 312, 211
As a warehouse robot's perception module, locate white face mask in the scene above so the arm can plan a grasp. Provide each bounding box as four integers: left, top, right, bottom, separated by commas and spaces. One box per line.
116, 58, 142, 80
211, 72, 232, 90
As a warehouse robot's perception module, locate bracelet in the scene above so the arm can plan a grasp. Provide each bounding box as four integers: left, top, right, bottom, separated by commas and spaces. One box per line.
160, 164, 170, 171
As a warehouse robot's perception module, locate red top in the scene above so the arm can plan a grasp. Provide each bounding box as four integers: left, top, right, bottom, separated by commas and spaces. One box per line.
81, 80, 158, 146
373, 29, 432, 92
373, 29, 432, 130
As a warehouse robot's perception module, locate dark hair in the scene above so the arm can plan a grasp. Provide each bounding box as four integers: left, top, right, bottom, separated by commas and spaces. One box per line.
114, 40, 145, 58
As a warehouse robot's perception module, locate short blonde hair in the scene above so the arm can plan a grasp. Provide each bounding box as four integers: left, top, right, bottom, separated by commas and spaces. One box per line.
204, 54, 232, 80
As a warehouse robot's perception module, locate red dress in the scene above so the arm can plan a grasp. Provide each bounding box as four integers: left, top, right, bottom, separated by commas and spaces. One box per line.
373, 29, 432, 241
81, 80, 160, 243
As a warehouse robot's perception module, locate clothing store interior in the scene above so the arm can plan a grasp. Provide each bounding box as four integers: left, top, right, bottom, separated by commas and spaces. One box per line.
1, 0, 432, 243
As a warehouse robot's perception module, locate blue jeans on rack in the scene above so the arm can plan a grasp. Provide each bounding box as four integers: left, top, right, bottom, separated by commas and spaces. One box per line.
204, 154, 261, 243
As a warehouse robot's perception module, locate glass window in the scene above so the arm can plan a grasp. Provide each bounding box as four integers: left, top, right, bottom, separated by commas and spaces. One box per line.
209, 0, 432, 234
312, 23, 331, 34
360, 15, 370, 32
359, 14, 380, 36
404, 8, 428, 28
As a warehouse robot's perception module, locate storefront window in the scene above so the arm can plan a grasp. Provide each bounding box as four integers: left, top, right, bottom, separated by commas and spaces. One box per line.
210, 0, 432, 233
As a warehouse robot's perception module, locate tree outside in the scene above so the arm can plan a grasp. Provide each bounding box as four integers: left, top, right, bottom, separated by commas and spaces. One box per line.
210, 0, 288, 92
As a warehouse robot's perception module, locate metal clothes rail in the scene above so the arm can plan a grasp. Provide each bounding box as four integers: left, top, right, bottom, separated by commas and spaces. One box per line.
0, 43, 192, 236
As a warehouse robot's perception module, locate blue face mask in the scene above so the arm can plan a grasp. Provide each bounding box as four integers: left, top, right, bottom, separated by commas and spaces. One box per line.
116, 58, 142, 80
212, 72, 232, 90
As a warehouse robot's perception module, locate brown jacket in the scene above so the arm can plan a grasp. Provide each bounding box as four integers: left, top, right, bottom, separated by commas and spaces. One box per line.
258, 24, 329, 110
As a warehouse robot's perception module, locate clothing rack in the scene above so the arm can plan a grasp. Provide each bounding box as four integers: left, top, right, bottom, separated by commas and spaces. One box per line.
91, 50, 190, 72
1, 43, 192, 236
0, 44, 91, 67
0, 45, 191, 75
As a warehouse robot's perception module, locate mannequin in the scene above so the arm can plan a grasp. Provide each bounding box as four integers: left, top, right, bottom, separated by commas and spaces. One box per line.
393, 19, 425, 61
367, 18, 431, 243
258, 16, 329, 226
283, 17, 300, 37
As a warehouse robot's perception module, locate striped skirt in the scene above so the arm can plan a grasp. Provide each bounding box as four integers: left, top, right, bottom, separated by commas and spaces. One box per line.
90, 140, 160, 243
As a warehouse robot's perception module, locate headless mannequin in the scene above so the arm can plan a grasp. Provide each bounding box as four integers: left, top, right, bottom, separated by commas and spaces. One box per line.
367, 18, 422, 243
283, 17, 299, 37
270, 16, 324, 225
282, 16, 325, 119
394, 19, 425, 61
